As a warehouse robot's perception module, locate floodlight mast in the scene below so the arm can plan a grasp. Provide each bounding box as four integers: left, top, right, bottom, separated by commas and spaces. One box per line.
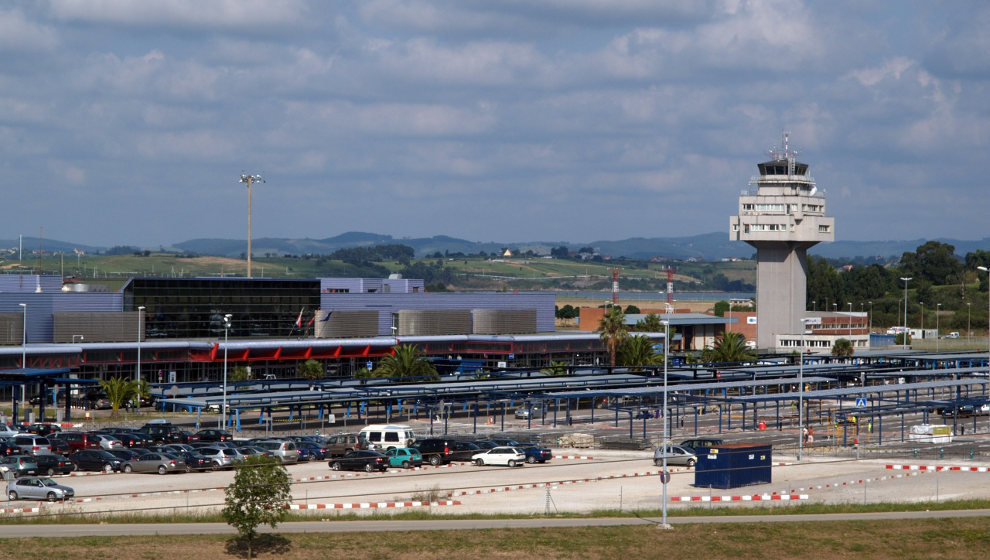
239, 173, 265, 278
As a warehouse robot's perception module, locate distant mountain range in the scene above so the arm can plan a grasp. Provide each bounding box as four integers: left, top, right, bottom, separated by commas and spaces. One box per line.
4, 232, 989, 262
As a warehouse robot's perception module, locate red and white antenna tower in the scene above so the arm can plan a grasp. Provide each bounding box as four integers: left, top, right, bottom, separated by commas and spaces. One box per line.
610, 267, 620, 305
666, 267, 675, 305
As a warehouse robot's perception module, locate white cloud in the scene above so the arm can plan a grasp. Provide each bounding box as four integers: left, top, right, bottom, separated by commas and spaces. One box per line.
46, 0, 309, 29
0, 7, 58, 51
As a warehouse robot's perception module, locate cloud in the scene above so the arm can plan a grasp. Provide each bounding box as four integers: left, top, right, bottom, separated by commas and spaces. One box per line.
0, 7, 58, 51
46, 0, 309, 29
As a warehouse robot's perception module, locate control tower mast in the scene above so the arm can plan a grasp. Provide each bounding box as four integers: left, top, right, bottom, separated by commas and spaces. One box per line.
729, 133, 834, 348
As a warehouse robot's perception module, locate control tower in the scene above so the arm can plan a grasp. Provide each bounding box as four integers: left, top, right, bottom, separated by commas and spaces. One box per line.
729, 133, 834, 348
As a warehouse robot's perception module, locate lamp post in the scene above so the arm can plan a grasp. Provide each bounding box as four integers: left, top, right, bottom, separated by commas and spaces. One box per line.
221, 314, 232, 429
812, 300, 815, 312
868, 301, 873, 334
239, 173, 264, 278
136, 306, 145, 409
936, 303, 941, 352
920, 302, 924, 339
660, 310, 670, 528
967, 302, 971, 341
977, 267, 990, 370
19, 303, 26, 421
848, 302, 853, 337
900, 277, 912, 349
798, 317, 819, 461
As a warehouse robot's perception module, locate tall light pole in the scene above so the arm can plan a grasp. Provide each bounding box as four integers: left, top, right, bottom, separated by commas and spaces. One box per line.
936, 303, 941, 352
798, 317, 819, 461
136, 306, 145, 388
240, 173, 264, 278
967, 302, 971, 341
221, 314, 232, 429
848, 302, 853, 337
977, 267, 990, 370
868, 301, 873, 334
920, 302, 924, 337
19, 303, 26, 421
900, 277, 912, 349
660, 309, 670, 528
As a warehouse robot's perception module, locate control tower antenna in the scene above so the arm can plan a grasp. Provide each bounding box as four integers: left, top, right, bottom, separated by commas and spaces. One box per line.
610, 267, 621, 305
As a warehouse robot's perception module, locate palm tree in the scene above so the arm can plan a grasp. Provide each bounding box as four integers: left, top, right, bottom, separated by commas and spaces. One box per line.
831, 338, 854, 357
617, 334, 662, 370
373, 344, 439, 380
99, 377, 138, 418
540, 360, 569, 376
597, 306, 628, 368
703, 331, 756, 363
632, 313, 663, 332
297, 359, 323, 380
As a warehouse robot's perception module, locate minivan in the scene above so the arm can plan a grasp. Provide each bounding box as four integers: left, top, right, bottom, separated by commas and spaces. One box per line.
11, 434, 52, 456
358, 424, 416, 452
251, 440, 299, 464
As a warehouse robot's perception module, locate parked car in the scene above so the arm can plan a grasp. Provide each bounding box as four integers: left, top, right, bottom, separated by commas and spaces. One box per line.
196, 447, 241, 469
383, 447, 423, 468
47, 437, 73, 456
518, 444, 553, 464
295, 445, 313, 462
472, 446, 526, 467
678, 438, 724, 453
653, 445, 697, 467
0, 441, 22, 456
487, 438, 523, 447
413, 438, 459, 466
189, 429, 232, 443
944, 332, 960, 339
235, 446, 269, 460
26, 423, 61, 436
328, 450, 388, 472
250, 440, 299, 465
33, 453, 76, 476
69, 449, 125, 473
514, 404, 545, 419
90, 434, 124, 450
0, 454, 39, 477
7, 477, 74, 502
51, 431, 100, 451
471, 440, 498, 450
140, 422, 188, 444
450, 441, 482, 462
11, 434, 52, 456
107, 449, 144, 463
324, 433, 368, 457
178, 452, 214, 472
295, 440, 328, 460
122, 452, 187, 475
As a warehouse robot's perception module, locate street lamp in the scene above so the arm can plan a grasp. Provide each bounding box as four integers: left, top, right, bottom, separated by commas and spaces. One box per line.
977, 267, 990, 370
812, 300, 815, 312
19, 303, 26, 421
868, 301, 873, 334
239, 173, 264, 278
136, 306, 145, 383
967, 302, 971, 341
920, 302, 924, 337
221, 314, 232, 429
660, 309, 670, 529
848, 302, 853, 337
936, 303, 941, 352
900, 277, 912, 349
798, 317, 819, 461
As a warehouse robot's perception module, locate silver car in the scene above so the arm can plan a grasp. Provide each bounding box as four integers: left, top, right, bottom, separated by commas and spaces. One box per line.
121, 452, 187, 475
197, 447, 241, 469
7, 477, 74, 502
653, 444, 697, 467
250, 440, 299, 464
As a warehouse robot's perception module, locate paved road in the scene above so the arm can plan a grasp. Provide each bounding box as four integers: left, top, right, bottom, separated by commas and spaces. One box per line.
3, 509, 990, 538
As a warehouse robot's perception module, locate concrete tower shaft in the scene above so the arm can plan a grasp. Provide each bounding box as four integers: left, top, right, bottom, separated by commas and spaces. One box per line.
729, 137, 834, 348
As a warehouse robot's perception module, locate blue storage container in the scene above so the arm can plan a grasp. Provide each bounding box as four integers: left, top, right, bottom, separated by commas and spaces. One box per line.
693, 443, 771, 489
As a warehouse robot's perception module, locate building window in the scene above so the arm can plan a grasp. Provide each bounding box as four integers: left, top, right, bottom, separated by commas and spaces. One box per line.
818, 225, 830, 233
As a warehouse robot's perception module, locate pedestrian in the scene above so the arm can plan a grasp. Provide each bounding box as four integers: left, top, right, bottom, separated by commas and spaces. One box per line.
802, 426, 809, 443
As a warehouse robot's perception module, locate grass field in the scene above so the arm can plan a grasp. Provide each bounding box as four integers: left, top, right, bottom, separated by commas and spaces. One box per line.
3, 517, 989, 559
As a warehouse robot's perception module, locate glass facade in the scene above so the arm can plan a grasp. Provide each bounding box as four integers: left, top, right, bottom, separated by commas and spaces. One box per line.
122, 278, 322, 339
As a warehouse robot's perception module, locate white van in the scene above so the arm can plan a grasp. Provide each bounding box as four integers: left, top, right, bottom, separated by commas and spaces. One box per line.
358, 424, 416, 451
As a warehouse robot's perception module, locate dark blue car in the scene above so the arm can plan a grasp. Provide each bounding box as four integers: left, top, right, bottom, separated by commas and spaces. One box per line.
295, 440, 328, 460
519, 445, 552, 464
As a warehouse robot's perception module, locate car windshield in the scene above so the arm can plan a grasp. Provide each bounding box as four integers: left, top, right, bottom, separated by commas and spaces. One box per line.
38, 478, 58, 486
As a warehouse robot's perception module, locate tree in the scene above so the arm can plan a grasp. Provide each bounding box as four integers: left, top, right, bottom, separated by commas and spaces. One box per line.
713, 300, 729, 317
831, 338, 854, 357
550, 245, 570, 258
702, 331, 755, 363
297, 359, 323, 380
616, 334, 661, 369
632, 313, 663, 332
540, 360, 569, 376
900, 241, 962, 286
597, 306, 628, 368
222, 455, 292, 559
229, 366, 251, 382
623, 305, 640, 314
99, 377, 138, 419
373, 344, 439, 380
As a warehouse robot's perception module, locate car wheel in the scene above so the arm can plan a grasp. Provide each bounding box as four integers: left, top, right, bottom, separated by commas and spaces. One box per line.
331, 462, 341, 471
401, 461, 410, 469
429, 455, 440, 466
507, 460, 516, 467
123, 464, 133, 473
46, 492, 57, 503
364, 463, 374, 473
103, 463, 113, 473
526, 455, 536, 464
158, 465, 167, 475
687, 458, 696, 467
7, 491, 17, 500
211, 461, 220, 471
474, 459, 483, 466
185, 465, 192, 473
654, 459, 662, 467
45, 467, 55, 476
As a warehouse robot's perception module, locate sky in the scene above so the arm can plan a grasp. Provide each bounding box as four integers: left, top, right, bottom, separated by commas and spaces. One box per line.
2, 1, 989, 249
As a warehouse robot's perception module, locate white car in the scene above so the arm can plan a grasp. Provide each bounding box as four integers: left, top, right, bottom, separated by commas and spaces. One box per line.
472, 446, 526, 467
